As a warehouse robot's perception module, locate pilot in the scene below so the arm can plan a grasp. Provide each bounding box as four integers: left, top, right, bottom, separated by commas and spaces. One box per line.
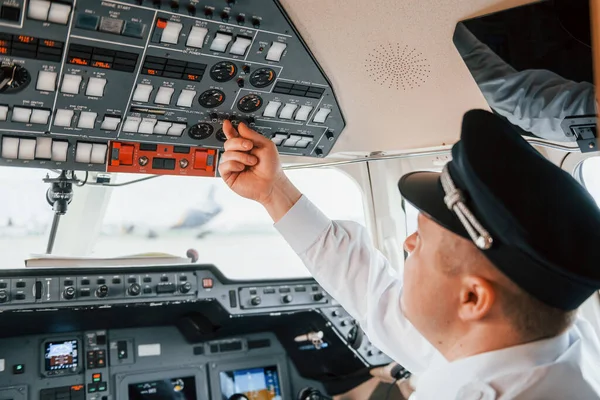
218, 109, 600, 399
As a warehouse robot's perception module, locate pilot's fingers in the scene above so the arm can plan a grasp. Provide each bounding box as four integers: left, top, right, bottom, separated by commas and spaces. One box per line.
218, 160, 246, 176
224, 137, 254, 152
220, 150, 258, 166
223, 120, 240, 139
369, 363, 398, 384
237, 123, 272, 146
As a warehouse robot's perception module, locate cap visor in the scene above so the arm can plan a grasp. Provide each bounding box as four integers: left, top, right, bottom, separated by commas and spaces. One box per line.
398, 171, 469, 239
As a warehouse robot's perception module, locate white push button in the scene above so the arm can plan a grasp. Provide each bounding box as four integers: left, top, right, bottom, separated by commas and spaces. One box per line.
18, 139, 36, 160
313, 107, 332, 123
1, 137, 19, 159
266, 42, 287, 62
296, 137, 312, 148
51, 141, 69, 162
210, 32, 233, 52
271, 133, 287, 146
36, 70, 57, 92
0, 105, 8, 121
167, 123, 186, 136
123, 116, 141, 133
77, 111, 97, 129
263, 101, 281, 118
75, 142, 92, 163
61, 74, 82, 94
12, 107, 32, 123
54, 109, 74, 127
187, 26, 208, 48
132, 83, 153, 103
279, 103, 298, 120
30, 109, 51, 125
283, 135, 302, 147
138, 118, 157, 134
86, 77, 107, 97
230, 36, 252, 56
48, 2, 71, 24
295, 105, 313, 121
91, 143, 107, 164
155, 87, 174, 105
35, 137, 53, 159
160, 21, 183, 44
100, 116, 120, 131
28, 0, 51, 21
176, 90, 196, 108
153, 121, 172, 135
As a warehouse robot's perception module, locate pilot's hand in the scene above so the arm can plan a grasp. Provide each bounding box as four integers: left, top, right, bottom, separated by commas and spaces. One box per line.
369, 362, 400, 384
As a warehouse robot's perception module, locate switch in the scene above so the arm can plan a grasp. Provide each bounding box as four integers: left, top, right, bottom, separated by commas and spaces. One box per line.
54, 109, 74, 127
313, 107, 331, 123
123, 116, 141, 133
202, 278, 213, 288
138, 118, 157, 134
153, 121, 172, 135
30, 109, 51, 125
296, 137, 312, 148
18, 139, 36, 160
28, 0, 51, 21
1, 5, 21, 22
295, 105, 313, 121
36, 71, 58, 92
75, 143, 93, 163
92, 373, 102, 383
0, 105, 8, 121
101, 116, 121, 131
154, 86, 174, 105
35, 137, 52, 159
111, 143, 134, 166
75, 13, 100, 31
187, 26, 208, 48
160, 21, 182, 44
271, 133, 287, 146
78, 111, 97, 129
91, 143, 107, 164
210, 32, 232, 52
86, 77, 107, 97
266, 42, 287, 62
122, 21, 144, 38
176, 90, 196, 107
13, 364, 25, 374
1, 137, 19, 158
283, 135, 302, 147
99, 17, 124, 34
263, 101, 281, 118
52, 141, 69, 162
48, 2, 71, 25
167, 123, 186, 136
61, 75, 82, 95
12, 107, 32, 123
230, 36, 252, 56
132, 83, 153, 102
279, 103, 298, 120
117, 341, 128, 359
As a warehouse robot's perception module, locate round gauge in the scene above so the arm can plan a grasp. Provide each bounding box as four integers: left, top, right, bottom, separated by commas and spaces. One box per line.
237, 94, 263, 113
215, 128, 227, 142
249, 68, 276, 88
198, 89, 225, 108
0, 65, 31, 94
188, 123, 214, 140
209, 61, 237, 82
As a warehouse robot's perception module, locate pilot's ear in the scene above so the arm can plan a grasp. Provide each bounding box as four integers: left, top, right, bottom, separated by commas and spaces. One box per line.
457, 276, 495, 321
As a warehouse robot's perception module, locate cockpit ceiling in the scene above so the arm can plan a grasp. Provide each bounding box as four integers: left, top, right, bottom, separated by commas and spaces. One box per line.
279, 0, 540, 155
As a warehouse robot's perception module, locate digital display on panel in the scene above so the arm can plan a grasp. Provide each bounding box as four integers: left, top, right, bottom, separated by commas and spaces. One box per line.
220, 366, 282, 400
128, 377, 197, 400
44, 340, 79, 371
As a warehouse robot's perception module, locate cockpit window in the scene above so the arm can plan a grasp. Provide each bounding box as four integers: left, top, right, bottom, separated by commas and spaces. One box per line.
581, 156, 600, 206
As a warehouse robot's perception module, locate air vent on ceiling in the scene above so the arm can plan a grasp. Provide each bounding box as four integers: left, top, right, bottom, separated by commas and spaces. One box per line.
365, 44, 431, 91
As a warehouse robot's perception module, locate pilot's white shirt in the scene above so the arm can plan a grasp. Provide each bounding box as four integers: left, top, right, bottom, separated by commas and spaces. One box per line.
274, 195, 600, 399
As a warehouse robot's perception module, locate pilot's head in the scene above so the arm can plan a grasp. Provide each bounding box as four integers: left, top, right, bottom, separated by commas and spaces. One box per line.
398, 110, 600, 353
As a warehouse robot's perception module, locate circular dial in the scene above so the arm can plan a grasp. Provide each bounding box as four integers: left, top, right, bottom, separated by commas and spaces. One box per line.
198, 89, 225, 108
237, 94, 263, 113
209, 61, 237, 82
249, 68, 276, 88
0, 65, 31, 94
188, 123, 214, 140
216, 128, 227, 142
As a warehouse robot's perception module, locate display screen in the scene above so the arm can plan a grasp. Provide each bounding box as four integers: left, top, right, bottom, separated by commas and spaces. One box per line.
128, 377, 197, 400
220, 366, 282, 400
44, 340, 79, 371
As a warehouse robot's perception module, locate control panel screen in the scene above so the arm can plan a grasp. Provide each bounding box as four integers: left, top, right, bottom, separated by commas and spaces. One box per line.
44, 340, 79, 371
219, 366, 282, 400
128, 377, 197, 400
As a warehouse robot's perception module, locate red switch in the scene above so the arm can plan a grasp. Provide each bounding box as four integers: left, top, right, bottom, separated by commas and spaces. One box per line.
194, 149, 216, 171
111, 143, 135, 166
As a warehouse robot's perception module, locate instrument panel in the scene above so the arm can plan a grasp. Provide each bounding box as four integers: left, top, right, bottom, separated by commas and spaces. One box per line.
0, 0, 345, 177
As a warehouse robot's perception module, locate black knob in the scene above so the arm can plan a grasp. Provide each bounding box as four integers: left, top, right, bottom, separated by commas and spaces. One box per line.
252, 18, 261, 28
96, 285, 109, 298
237, 78, 244, 88
246, 116, 255, 125
63, 286, 76, 300
204, 7, 213, 17
367, 350, 374, 356
180, 282, 192, 293
250, 296, 261, 306
282, 294, 293, 304
332, 310, 340, 317
0, 290, 8, 303
313, 292, 324, 301
236, 14, 245, 25
315, 148, 324, 157
326, 131, 334, 141
128, 283, 141, 296
221, 11, 229, 22
187, 4, 196, 15
210, 112, 218, 121
170, 1, 179, 10
341, 320, 348, 327
242, 65, 250, 74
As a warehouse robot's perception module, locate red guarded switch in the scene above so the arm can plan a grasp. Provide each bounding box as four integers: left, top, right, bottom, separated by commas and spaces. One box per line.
193, 149, 216, 171
110, 142, 134, 166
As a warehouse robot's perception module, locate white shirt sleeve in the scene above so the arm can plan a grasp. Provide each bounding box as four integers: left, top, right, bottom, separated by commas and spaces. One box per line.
274, 195, 439, 374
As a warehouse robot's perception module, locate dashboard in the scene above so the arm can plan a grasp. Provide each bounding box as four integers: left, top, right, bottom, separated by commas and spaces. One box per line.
0, 0, 345, 178
0, 265, 392, 400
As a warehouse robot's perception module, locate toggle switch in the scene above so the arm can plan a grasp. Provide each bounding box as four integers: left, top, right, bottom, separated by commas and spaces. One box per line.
78, 111, 97, 129
36, 71, 57, 92
187, 26, 208, 48
51, 141, 69, 162
35, 137, 53, 159
54, 109, 74, 127
48, 2, 71, 24
176, 90, 196, 107
160, 21, 183, 44
283, 135, 302, 147
110, 143, 134, 166
1, 137, 19, 158
91, 143, 108, 164
75, 142, 93, 163
132, 83, 153, 103
271, 133, 287, 146
123, 116, 142, 133
167, 123, 186, 136
313, 108, 331, 123
153, 121, 172, 135
86, 77, 107, 97
154, 86, 174, 105
30, 109, 51, 125
230, 36, 252, 56
210, 32, 232, 52
12, 107, 32, 123
138, 118, 157, 134
296, 136, 312, 148
279, 103, 298, 120
61, 75, 82, 95
263, 101, 281, 118
18, 139, 36, 160
28, 0, 51, 21
294, 105, 313, 121
0, 105, 8, 121
266, 42, 287, 62
100, 115, 121, 131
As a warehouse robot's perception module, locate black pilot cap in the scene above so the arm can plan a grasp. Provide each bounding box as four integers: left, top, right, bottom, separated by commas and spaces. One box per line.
399, 109, 600, 310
